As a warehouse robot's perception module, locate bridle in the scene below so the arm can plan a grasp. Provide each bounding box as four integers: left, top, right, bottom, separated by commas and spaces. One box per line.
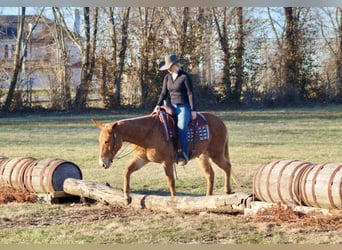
110, 131, 133, 160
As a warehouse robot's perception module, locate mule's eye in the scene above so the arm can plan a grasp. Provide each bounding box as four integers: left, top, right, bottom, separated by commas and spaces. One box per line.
104, 140, 109, 144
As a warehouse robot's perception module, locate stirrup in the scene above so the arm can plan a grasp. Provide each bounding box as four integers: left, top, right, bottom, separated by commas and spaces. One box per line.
177, 152, 189, 166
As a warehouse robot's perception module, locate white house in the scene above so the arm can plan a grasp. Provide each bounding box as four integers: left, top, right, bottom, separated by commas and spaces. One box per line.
0, 14, 82, 91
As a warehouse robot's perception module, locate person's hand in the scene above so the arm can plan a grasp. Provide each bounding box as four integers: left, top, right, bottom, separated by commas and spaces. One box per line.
151, 105, 160, 116
191, 111, 197, 120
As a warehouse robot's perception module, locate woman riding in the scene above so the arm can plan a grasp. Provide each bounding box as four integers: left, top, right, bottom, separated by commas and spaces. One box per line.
153, 54, 197, 166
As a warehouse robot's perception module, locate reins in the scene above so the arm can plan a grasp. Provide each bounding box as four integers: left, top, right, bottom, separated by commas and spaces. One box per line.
113, 142, 134, 160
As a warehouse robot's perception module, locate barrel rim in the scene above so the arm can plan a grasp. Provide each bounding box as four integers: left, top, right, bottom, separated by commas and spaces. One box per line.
328, 163, 342, 209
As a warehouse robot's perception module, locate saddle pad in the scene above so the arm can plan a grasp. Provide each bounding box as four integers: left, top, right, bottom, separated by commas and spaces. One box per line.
158, 110, 210, 143
188, 113, 210, 142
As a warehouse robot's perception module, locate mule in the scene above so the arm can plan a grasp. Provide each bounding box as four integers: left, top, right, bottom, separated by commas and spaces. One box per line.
92, 111, 232, 204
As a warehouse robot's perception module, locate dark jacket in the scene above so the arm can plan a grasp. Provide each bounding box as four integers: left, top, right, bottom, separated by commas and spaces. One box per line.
157, 69, 195, 111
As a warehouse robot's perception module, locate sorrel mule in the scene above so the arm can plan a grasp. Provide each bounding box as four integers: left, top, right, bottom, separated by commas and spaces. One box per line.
92, 112, 232, 204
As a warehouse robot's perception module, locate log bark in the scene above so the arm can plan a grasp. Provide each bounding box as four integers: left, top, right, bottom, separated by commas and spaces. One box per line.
63, 178, 252, 214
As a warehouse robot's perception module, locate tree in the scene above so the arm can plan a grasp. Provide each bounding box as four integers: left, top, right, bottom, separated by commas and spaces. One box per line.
52, 7, 72, 111
163, 7, 204, 73
284, 7, 302, 103
74, 7, 98, 111
2, 7, 44, 112
57, 7, 99, 111
108, 7, 130, 108
2, 8, 26, 112
136, 7, 165, 108
232, 7, 244, 103
268, 7, 318, 104
212, 7, 233, 103
212, 7, 247, 104
318, 7, 342, 102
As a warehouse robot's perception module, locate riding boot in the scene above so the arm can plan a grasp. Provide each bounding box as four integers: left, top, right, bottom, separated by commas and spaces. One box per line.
177, 138, 189, 166
177, 151, 188, 166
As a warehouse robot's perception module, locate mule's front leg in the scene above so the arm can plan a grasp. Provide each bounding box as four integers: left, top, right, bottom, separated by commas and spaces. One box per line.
123, 157, 147, 205
163, 163, 176, 196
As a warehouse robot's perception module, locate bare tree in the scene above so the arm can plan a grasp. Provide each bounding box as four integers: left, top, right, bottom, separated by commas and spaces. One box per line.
213, 7, 235, 103
212, 7, 247, 104
74, 7, 98, 111
108, 7, 130, 108
318, 7, 342, 101
233, 7, 244, 103
163, 7, 203, 73
134, 7, 165, 108
2, 7, 44, 112
52, 7, 72, 110
2, 8, 26, 112
268, 7, 318, 104
284, 7, 302, 103
57, 7, 99, 111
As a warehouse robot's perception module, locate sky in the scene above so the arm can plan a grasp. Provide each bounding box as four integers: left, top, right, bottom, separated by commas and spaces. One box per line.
0, 7, 77, 29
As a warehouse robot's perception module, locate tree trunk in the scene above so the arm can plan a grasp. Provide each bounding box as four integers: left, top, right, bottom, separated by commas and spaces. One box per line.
112, 7, 130, 108
337, 8, 342, 101
284, 7, 300, 104
63, 178, 251, 214
233, 7, 244, 104
74, 7, 98, 112
213, 7, 233, 103
52, 7, 72, 111
2, 7, 26, 112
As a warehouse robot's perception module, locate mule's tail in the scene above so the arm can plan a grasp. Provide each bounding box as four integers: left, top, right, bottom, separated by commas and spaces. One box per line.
225, 136, 240, 187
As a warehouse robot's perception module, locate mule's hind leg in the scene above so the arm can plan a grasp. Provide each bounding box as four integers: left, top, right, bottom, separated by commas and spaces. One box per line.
197, 154, 215, 195
211, 155, 232, 194
123, 156, 148, 204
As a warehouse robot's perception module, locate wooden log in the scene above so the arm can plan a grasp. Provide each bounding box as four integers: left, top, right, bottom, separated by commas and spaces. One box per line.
63, 178, 252, 214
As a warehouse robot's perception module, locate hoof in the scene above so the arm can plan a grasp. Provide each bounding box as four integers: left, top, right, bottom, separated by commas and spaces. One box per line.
125, 196, 132, 206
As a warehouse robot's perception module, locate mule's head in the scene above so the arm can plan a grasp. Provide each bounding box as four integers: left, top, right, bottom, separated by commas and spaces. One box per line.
92, 119, 123, 169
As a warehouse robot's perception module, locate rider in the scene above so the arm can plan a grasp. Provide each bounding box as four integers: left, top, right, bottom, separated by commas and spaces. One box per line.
154, 54, 197, 166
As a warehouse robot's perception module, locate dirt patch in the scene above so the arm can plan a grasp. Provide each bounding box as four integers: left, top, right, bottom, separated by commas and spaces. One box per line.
254, 203, 342, 230
0, 186, 37, 204
0, 202, 157, 230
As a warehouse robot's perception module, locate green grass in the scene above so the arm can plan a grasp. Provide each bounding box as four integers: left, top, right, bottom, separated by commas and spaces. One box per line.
0, 105, 341, 243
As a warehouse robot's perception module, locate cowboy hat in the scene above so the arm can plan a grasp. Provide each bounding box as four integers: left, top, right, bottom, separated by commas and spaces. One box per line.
159, 61, 165, 69
159, 54, 180, 71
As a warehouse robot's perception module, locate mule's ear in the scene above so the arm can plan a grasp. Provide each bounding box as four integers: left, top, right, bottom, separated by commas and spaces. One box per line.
92, 119, 104, 129
110, 122, 117, 131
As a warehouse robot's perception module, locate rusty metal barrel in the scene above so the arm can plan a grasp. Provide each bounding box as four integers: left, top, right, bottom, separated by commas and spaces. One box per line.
300, 162, 341, 209
24, 158, 83, 193
0, 157, 37, 190
253, 160, 313, 206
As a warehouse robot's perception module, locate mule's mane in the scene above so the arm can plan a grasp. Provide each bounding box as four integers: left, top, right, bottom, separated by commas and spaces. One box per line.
113, 114, 159, 147
117, 114, 152, 124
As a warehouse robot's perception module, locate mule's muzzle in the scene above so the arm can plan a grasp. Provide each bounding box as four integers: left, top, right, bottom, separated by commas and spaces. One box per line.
99, 158, 112, 169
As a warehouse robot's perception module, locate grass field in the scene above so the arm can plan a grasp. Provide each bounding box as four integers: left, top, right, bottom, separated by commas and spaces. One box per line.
0, 105, 341, 243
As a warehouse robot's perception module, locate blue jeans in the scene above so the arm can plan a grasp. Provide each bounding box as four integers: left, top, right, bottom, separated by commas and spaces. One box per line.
171, 103, 191, 157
